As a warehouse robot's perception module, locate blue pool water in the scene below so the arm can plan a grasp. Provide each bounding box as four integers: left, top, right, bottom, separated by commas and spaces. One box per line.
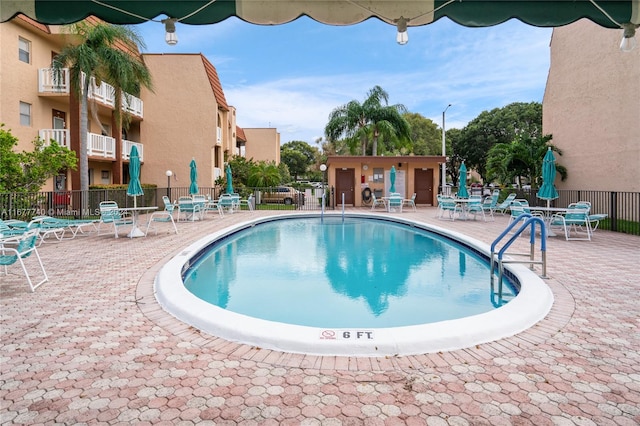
183, 217, 517, 329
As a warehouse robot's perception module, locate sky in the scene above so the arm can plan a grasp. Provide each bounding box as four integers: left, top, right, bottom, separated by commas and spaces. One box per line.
134, 17, 553, 146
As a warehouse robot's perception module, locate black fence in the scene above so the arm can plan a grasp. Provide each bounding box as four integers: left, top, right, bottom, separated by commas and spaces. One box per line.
2, 187, 638, 235
0, 186, 334, 220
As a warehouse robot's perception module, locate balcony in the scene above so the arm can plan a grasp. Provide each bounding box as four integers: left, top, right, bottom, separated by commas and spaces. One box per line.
40, 129, 143, 161
38, 68, 143, 118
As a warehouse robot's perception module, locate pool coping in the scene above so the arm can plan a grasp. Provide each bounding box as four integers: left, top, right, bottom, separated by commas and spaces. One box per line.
142, 212, 565, 363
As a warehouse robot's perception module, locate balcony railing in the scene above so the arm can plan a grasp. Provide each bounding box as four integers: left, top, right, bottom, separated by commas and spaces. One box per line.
216, 127, 222, 145
122, 140, 144, 161
39, 129, 70, 149
40, 129, 143, 161
88, 133, 116, 159
38, 68, 143, 118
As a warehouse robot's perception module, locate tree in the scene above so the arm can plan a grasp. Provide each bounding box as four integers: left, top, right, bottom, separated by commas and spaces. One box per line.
403, 113, 441, 155
485, 134, 567, 187
248, 161, 281, 187
0, 124, 77, 193
53, 21, 152, 193
281, 141, 318, 181
324, 85, 411, 156
457, 102, 542, 180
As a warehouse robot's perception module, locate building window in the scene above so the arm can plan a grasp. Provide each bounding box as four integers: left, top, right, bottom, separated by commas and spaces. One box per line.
18, 37, 30, 63
373, 168, 384, 183
19, 102, 31, 126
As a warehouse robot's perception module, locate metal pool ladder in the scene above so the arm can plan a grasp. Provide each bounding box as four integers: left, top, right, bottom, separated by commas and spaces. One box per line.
490, 214, 547, 303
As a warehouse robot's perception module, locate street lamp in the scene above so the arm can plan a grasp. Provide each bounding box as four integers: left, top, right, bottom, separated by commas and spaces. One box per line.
442, 104, 452, 194
165, 170, 172, 199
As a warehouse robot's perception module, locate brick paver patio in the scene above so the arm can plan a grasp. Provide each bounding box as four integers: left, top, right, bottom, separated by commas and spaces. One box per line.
1, 208, 638, 425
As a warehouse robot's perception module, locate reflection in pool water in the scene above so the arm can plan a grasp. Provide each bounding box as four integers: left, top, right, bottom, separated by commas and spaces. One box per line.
183, 217, 517, 328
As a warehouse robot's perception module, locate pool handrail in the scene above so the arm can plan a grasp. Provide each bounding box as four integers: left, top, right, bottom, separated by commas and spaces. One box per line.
490, 213, 547, 300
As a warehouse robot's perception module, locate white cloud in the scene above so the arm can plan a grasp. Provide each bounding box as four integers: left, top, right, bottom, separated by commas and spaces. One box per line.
137, 18, 552, 144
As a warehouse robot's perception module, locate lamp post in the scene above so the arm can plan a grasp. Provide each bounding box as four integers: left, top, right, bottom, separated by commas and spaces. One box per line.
320, 164, 327, 206
442, 104, 452, 194
165, 170, 172, 199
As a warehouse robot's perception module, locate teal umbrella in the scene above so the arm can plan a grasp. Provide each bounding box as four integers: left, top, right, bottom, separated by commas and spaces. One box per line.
389, 166, 396, 194
189, 158, 199, 195
457, 162, 469, 198
226, 163, 234, 194
126, 145, 143, 208
537, 147, 559, 207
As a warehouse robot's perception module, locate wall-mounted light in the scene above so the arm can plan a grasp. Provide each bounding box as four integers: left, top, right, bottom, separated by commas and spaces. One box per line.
162, 18, 178, 46
396, 17, 409, 45
620, 23, 638, 52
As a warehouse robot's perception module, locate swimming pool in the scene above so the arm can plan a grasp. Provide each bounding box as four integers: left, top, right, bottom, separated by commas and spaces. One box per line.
155, 213, 554, 356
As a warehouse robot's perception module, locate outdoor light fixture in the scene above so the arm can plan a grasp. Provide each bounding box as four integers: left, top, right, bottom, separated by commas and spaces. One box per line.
165, 170, 173, 198
442, 104, 452, 194
162, 18, 178, 46
396, 17, 409, 45
620, 23, 638, 52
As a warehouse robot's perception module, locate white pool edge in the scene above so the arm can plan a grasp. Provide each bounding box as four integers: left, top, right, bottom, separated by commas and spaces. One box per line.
154, 212, 554, 357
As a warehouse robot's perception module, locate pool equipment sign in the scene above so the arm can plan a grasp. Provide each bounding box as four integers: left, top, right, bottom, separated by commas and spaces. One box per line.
320, 330, 375, 340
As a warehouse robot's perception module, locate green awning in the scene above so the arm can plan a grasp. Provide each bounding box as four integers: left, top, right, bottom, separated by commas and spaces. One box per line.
2, 0, 638, 28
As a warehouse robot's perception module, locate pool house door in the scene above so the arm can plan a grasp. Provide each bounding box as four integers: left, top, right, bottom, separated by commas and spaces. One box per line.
335, 168, 355, 205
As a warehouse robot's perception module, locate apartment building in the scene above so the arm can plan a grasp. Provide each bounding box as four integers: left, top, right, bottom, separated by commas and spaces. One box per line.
543, 19, 640, 192
1, 16, 280, 193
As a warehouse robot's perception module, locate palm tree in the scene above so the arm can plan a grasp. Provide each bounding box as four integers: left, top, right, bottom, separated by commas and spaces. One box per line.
325, 86, 411, 156
53, 21, 152, 194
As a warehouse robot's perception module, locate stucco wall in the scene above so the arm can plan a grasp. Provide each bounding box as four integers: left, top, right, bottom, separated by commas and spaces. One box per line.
543, 20, 640, 192
141, 54, 220, 189
243, 128, 280, 164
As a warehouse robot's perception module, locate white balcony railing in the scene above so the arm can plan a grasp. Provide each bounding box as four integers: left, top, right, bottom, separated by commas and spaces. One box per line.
39, 129, 70, 149
216, 127, 222, 145
122, 140, 143, 161
40, 129, 143, 161
38, 68, 69, 93
88, 133, 116, 159
38, 68, 143, 118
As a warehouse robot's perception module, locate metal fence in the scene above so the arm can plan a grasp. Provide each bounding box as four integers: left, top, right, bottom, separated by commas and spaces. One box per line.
0, 186, 333, 220
2, 187, 638, 234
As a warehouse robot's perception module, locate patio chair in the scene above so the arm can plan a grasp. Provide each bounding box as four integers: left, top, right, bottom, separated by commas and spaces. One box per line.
587, 213, 608, 233
98, 201, 133, 238
239, 194, 254, 212
1, 219, 29, 238
145, 197, 178, 236
177, 196, 203, 222
480, 191, 499, 221
387, 194, 403, 212
371, 193, 386, 211
0, 226, 48, 292
494, 193, 517, 215
466, 197, 486, 221
549, 204, 592, 241
218, 194, 239, 213
203, 195, 224, 218
437, 196, 461, 221
30, 215, 98, 245
402, 193, 417, 211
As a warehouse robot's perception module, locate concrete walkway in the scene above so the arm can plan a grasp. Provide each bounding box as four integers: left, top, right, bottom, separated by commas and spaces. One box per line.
1, 208, 638, 425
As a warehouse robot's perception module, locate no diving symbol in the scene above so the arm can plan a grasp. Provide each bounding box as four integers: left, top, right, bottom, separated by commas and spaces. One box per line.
320, 330, 336, 340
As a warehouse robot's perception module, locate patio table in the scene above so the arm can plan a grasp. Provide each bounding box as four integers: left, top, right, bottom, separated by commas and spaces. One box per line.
119, 206, 157, 238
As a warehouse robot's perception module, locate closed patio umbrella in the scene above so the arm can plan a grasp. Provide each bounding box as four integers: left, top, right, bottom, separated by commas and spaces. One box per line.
457, 162, 469, 198
226, 163, 234, 194
189, 158, 198, 195
537, 147, 559, 208
389, 166, 396, 194
126, 145, 143, 208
